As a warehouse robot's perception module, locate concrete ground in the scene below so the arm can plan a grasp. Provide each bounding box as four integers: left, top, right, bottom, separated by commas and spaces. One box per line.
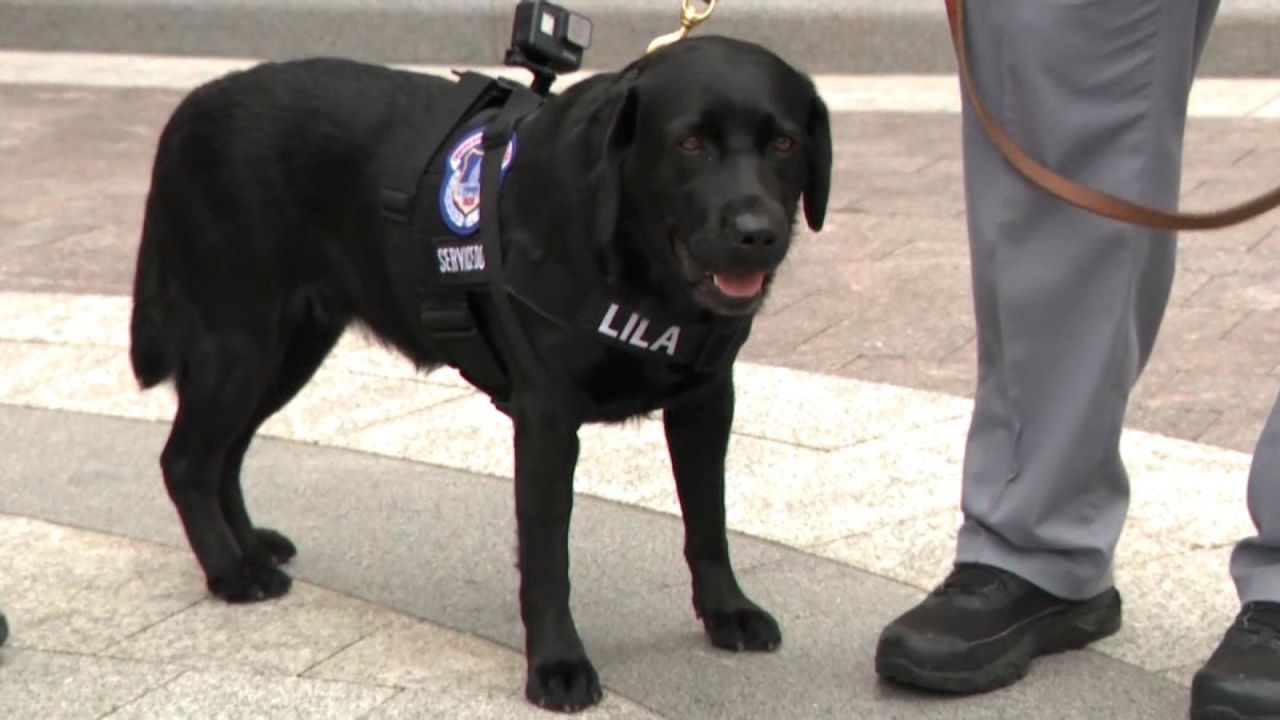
0, 48, 1278, 718
1, 0, 1277, 76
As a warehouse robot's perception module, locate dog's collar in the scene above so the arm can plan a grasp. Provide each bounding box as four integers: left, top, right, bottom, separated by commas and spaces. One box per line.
502, 244, 751, 372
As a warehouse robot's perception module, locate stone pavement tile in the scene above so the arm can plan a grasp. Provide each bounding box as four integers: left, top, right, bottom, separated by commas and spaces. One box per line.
1121, 434, 1254, 562
1123, 405, 1222, 447
1184, 121, 1280, 155
740, 295, 850, 371
259, 371, 470, 443
1162, 663, 1202, 689
831, 149, 941, 187
0, 649, 179, 720
0, 291, 129, 347
1143, 307, 1244, 363
1168, 269, 1214, 307
0, 516, 205, 655
783, 212, 902, 267
1096, 548, 1240, 676
576, 419, 682, 509
304, 621, 662, 718
338, 393, 514, 480
1248, 227, 1280, 255
325, 334, 472, 391
303, 620, 522, 693
1140, 363, 1280, 423
1179, 225, 1280, 276
365, 686, 658, 720
780, 251, 975, 363
105, 669, 395, 720
1224, 308, 1280, 345
852, 174, 966, 220
813, 508, 960, 591
1198, 408, 1273, 454
0, 341, 177, 423
731, 363, 969, 450
791, 294, 974, 371
714, 419, 968, 549
104, 583, 405, 676
840, 352, 976, 399
875, 217, 970, 262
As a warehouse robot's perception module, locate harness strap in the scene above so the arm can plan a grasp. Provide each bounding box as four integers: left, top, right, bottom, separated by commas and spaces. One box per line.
378, 72, 495, 224
379, 72, 512, 397
504, 245, 751, 372
477, 83, 567, 406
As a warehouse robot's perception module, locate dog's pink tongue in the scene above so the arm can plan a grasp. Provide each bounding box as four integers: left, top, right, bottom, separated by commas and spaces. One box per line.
712, 271, 766, 298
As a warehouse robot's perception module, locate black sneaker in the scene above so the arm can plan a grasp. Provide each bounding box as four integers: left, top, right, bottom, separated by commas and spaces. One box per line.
1190, 602, 1280, 720
875, 563, 1122, 694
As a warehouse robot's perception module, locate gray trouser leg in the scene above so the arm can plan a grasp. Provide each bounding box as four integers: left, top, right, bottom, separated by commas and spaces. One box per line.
954, 0, 1220, 600
1233, 393, 1280, 603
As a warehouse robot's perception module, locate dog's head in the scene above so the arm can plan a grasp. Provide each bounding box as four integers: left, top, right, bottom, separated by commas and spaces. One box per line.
589, 36, 832, 317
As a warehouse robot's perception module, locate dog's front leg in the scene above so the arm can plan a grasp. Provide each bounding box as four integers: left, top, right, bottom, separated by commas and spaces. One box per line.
664, 374, 781, 652
513, 404, 602, 712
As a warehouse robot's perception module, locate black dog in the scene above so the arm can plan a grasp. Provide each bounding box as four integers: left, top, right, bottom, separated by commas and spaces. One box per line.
130, 35, 830, 712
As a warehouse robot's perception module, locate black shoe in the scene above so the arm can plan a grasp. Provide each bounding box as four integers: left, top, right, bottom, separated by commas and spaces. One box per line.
875, 563, 1122, 694
1190, 602, 1280, 720
0, 610, 7, 647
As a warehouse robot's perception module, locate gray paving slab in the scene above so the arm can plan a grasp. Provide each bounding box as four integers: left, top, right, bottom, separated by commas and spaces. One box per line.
0, 404, 1189, 718
104, 670, 397, 720
0, 648, 180, 720
0, 0, 1276, 76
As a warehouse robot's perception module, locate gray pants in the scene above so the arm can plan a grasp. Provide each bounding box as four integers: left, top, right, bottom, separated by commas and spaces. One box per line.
956, 0, 1280, 605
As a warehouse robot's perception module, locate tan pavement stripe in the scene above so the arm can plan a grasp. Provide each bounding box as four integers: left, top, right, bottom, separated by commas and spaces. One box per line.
1, 50, 1278, 118
0, 290, 1256, 679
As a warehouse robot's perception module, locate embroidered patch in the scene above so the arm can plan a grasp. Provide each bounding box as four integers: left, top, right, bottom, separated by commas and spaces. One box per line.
436, 242, 486, 274
439, 128, 516, 236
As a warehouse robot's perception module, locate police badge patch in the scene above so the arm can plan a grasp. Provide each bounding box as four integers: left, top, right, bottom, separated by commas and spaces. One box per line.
439, 127, 516, 236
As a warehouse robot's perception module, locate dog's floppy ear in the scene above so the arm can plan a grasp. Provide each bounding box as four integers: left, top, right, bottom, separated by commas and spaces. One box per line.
590, 82, 639, 255
803, 92, 833, 232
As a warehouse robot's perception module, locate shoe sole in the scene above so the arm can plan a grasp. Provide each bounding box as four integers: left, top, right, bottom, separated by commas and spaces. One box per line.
1190, 707, 1262, 720
876, 589, 1122, 695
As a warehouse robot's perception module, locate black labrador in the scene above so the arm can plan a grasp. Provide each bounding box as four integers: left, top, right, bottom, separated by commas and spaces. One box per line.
130, 35, 830, 712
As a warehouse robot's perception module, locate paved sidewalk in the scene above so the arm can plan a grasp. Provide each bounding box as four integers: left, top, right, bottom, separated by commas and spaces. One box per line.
0, 50, 1277, 718
1, 0, 1277, 75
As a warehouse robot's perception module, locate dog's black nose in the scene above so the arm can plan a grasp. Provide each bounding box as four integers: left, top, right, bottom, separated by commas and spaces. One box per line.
731, 212, 777, 247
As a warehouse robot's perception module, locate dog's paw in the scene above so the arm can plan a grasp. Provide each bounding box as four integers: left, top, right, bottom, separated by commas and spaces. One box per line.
702, 606, 782, 652
208, 562, 293, 603
525, 657, 603, 713
252, 528, 297, 566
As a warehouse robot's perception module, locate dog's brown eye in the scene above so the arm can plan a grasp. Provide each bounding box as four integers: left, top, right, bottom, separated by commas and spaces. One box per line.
773, 136, 796, 153
678, 135, 705, 154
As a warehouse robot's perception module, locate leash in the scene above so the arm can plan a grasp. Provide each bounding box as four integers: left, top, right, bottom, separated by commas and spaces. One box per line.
946, 0, 1280, 231
647, 0, 718, 54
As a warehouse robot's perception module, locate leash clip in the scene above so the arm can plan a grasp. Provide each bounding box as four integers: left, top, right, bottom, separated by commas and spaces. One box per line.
646, 0, 718, 55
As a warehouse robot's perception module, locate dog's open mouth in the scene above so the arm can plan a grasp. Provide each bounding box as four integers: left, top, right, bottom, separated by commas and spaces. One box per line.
671, 235, 772, 315
711, 270, 768, 298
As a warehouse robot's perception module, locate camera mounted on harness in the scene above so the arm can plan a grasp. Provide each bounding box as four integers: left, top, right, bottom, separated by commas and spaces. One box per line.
505, 1, 593, 96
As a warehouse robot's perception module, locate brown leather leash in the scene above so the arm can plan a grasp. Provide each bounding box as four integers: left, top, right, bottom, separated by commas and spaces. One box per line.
946, 0, 1280, 231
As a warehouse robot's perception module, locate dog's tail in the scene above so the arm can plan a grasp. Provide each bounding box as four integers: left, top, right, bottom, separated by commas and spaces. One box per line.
129, 197, 176, 389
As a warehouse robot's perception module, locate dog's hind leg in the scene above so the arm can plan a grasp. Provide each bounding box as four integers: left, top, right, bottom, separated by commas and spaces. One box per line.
220, 317, 345, 568
162, 332, 292, 603
663, 375, 782, 652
